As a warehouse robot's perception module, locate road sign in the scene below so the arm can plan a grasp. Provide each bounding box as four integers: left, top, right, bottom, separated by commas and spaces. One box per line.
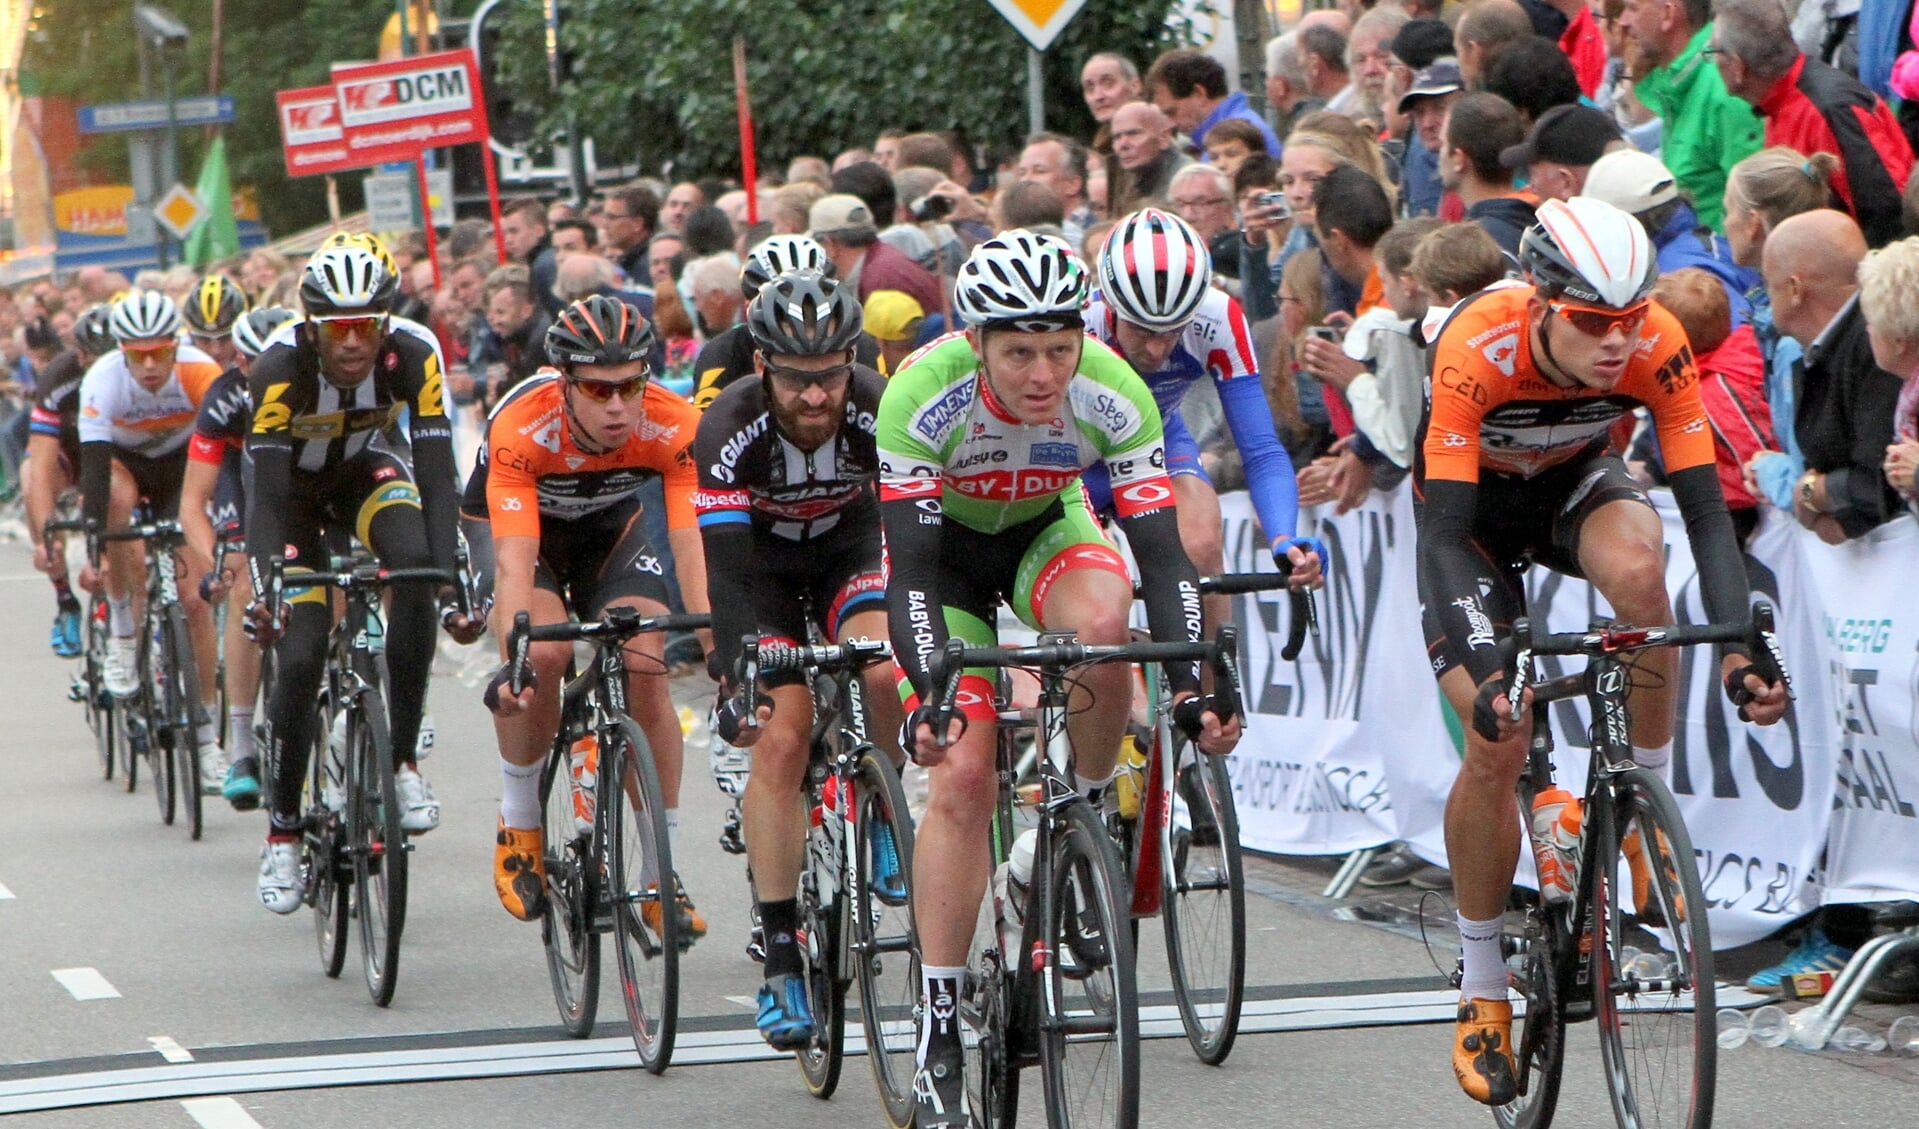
77, 96, 235, 135
984, 0, 1088, 51
365, 168, 453, 231
152, 185, 205, 241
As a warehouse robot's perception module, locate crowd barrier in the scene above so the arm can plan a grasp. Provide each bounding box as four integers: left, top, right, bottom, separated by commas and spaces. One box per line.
1216, 485, 1919, 951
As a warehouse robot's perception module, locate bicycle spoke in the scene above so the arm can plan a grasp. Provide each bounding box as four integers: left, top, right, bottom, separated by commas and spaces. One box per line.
607, 718, 678, 1073
1161, 747, 1246, 1064
541, 743, 600, 1038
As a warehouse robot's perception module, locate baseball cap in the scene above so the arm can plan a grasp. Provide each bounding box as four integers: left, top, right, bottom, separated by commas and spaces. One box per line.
1396, 59, 1462, 113
1392, 19, 1456, 72
863, 290, 926, 342
809, 194, 878, 238
1579, 149, 1680, 215
1499, 104, 1622, 171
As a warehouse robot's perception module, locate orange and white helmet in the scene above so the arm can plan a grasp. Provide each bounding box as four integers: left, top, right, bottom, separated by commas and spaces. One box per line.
1520, 196, 1657, 309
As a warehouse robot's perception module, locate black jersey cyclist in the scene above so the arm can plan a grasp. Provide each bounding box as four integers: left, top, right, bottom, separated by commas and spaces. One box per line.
25, 304, 116, 657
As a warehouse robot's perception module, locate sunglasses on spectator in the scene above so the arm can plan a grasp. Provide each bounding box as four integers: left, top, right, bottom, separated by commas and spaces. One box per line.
567, 372, 650, 402
312, 314, 388, 344
1550, 300, 1649, 337
123, 342, 177, 364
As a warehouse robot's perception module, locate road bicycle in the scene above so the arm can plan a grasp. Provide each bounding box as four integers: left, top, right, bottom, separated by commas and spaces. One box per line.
48, 518, 134, 786
1491, 606, 1788, 1129
732, 636, 919, 1123
503, 605, 709, 1073
925, 629, 1244, 1129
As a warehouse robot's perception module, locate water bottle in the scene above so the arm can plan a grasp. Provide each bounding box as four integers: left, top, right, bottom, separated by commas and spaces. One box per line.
1529, 788, 1579, 903
325, 712, 348, 810
816, 773, 845, 894
569, 733, 598, 835
362, 609, 386, 655
993, 828, 1038, 957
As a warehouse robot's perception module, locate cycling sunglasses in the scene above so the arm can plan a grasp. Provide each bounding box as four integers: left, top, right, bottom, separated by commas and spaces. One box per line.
312, 314, 388, 343
1550, 300, 1649, 338
761, 355, 856, 387
567, 372, 650, 402
123, 342, 178, 364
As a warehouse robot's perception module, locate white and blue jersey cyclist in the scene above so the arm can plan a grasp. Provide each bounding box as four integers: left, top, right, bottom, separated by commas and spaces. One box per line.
1087, 208, 1325, 591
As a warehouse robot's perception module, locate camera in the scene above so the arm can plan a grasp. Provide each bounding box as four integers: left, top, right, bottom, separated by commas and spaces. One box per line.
134, 4, 191, 46
1256, 191, 1290, 219
910, 193, 955, 223
1308, 325, 1341, 344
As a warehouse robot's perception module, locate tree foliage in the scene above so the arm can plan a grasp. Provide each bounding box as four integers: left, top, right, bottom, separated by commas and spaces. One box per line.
495, 0, 1203, 178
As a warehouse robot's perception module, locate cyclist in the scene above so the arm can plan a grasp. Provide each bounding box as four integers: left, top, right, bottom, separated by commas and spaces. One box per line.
1418, 196, 1788, 1105
181, 273, 249, 373
473, 294, 713, 944
25, 304, 116, 657
77, 289, 229, 792
246, 246, 479, 914
877, 230, 1236, 1126
694, 269, 905, 1049
181, 306, 297, 810
1088, 208, 1325, 614
688, 234, 884, 409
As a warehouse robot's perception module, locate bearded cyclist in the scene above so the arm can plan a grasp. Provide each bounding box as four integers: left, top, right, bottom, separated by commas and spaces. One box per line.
1419, 197, 1788, 1105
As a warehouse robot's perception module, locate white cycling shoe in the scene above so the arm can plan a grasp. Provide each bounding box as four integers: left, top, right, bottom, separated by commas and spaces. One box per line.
395, 766, 441, 833
258, 840, 305, 914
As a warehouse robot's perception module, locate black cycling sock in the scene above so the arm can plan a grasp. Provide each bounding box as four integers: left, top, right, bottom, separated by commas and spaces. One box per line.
760, 898, 803, 979
917, 971, 963, 1067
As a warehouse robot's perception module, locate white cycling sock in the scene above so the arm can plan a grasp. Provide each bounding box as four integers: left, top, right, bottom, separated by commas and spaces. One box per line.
196, 719, 218, 748
499, 758, 541, 830
918, 964, 966, 1066
108, 596, 134, 637
1457, 911, 1511, 1001
228, 707, 255, 760
1634, 740, 1672, 774
1074, 769, 1116, 807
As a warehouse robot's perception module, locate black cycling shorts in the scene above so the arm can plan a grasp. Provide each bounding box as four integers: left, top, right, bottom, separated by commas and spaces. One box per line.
275, 450, 421, 573
532, 494, 672, 618
729, 526, 884, 689
116, 449, 187, 519
1420, 450, 1651, 679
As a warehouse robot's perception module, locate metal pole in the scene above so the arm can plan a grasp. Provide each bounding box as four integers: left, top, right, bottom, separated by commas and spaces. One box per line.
1027, 47, 1044, 135
159, 47, 179, 270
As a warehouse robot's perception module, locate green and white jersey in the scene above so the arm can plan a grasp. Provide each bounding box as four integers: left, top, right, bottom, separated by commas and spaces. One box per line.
875, 332, 1175, 533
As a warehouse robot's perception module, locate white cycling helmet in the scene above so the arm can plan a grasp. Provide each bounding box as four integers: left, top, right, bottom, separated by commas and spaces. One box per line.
233, 306, 298, 359
300, 245, 398, 316
740, 234, 831, 298
1098, 208, 1213, 331
109, 288, 181, 342
953, 228, 1089, 331
1521, 196, 1657, 310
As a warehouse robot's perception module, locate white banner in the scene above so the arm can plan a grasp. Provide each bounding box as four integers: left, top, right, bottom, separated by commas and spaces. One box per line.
1218, 486, 1459, 859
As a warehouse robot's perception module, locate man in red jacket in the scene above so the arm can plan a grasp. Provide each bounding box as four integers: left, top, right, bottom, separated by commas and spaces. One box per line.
1710, 0, 1914, 248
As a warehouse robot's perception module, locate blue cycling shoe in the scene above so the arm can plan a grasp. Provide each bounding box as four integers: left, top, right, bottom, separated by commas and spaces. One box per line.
870, 821, 908, 905
756, 972, 816, 1050
50, 604, 82, 658
223, 758, 262, 811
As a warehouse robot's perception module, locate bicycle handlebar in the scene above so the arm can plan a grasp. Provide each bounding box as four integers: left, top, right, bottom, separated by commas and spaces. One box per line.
1506, 602, 1794, 719
1193, 570, 1317, 661
754, 637, 893, 677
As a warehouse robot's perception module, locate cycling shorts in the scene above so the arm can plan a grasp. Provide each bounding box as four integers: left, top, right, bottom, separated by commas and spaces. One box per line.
531, 492, 671, 618
732, 526, 885, 690
211, 449, 246, 550
114, 449, 188, 520
1079, 408, 1206, 516
277, 450, 421, 588
1420, 450, 1651, 679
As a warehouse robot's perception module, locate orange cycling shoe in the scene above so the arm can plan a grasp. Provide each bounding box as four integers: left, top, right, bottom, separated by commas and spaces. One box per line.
641, 876, 709, 949
494, 822, 548, 922
1453, 997, 1518, 1106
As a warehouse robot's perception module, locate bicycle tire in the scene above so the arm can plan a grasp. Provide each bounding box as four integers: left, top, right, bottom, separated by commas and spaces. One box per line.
853, 747, 920, 1128
1039, 798, 1140, 1129
310, 698, 349, 980
120, 691, 140, 791
1494, 905, 1567, 1129
351, 692, 407, 1007
142, 630, 174, 825
605, 716, 678, 1073
963, 904, 1019, 1129
540, 739, 601, 1038
1591, 767, 1714, 1129
796, 871, 847, 1099
87, 602, 116, 781
1160, 744, 1246, 1065
163, 604, 204, 841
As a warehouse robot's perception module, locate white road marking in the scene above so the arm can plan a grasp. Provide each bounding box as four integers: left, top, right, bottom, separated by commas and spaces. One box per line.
50, 968, 120, 1000
722, 994, 758, 1009
0, 882, 15, 900
148, 1036, 194, 1063
181, 1096, 264, 1129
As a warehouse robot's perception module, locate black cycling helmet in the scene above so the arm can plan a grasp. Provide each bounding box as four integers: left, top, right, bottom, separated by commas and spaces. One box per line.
74, 304, 116, 357
746, 269, 863, 357
545, 294, 657, 368
182, 273, 249, 337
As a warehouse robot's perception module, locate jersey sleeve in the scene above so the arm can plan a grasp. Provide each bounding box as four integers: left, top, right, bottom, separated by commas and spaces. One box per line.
1420, 330, 1493, 485
75, 358, 120, 446
482, 403, 544, 542
1631, 327, 1716, 475
641, 383, 701, 530
875, 357, 956, 702
1203, 295, 1299, 545
1074, 340, 1177, 519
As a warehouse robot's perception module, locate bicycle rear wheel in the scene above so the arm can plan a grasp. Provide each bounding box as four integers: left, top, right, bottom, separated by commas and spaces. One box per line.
605, 717, 678, 1073
310, 699, 349, 980
163, 605, 204, 841
1591, 768, 1714, 1129
1161, 743, 1246, 1065
141, 632, 174, 824
1039, 799, 1140, 1129
796, 869, 847, 1098
540, 740, 600, 1038
85, 601, 117, 780
351, 693, 407, 1007
1494, 906, 1567, 1129
853, 748, 919, 1128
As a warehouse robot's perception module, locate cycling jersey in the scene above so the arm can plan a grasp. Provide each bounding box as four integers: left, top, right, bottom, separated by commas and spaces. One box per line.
28, 351, 88, 469
689, 323, 883, 411
1084, 291, 1300, 547
77, 346, 222, 527
877, 332, 1202, 705
694, 366, 887, 684
189, 367, 252, 541
1416, 285, 1751, 687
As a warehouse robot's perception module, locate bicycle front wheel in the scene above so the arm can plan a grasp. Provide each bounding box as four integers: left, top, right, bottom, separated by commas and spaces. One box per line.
1039, 799, 1140, 1129
1161, 744, 1246, 1065
1494, 906, 1567, 1129
310, 699, 348, 980
1591, 767, 1714, 1129
540, 740, 600, 1038
605, 717, 678, 1073
141, 632, 174, 824
351, 694, 407, 1007
164, 605, 204, 841
853, 748, 919, 1127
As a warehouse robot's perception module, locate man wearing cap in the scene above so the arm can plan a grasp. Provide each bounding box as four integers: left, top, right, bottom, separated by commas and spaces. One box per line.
1581, 148, 1757, 328
1147, 48, 1283, 157
809, 194, 943, 318
1619, 0, 1760, 231
1500, 104, 1624, 204
1398, 59, 1462, 217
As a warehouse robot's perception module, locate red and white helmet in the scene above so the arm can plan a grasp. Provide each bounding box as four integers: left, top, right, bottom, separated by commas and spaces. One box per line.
1520, 196, 1657, 309
1097, 208, 1213, 331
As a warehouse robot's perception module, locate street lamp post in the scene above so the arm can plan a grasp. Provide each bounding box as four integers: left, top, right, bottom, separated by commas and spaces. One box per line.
133, 4, 188, 269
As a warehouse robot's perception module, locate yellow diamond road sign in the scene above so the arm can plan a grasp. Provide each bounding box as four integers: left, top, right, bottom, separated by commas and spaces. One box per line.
154, 185, 206, 241
986, 0, 1089, 51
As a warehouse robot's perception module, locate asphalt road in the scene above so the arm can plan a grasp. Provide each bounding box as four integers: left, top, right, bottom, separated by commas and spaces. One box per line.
0, 533, 1913, 1128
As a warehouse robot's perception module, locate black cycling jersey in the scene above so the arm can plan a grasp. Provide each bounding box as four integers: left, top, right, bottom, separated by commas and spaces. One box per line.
689, 323, 883, 411
193, 367, 251, 450
27, 350, 87, 468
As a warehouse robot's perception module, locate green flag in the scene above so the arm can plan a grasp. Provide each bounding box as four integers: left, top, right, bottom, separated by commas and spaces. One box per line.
183, 134, 239, 268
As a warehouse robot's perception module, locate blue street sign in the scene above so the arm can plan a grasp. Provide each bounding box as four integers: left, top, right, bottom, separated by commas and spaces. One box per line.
77, 96, 236, 134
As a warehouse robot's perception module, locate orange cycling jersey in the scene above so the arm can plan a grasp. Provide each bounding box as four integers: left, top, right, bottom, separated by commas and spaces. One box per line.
1422, 286, 1716, 483
471, 371, 699, 541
